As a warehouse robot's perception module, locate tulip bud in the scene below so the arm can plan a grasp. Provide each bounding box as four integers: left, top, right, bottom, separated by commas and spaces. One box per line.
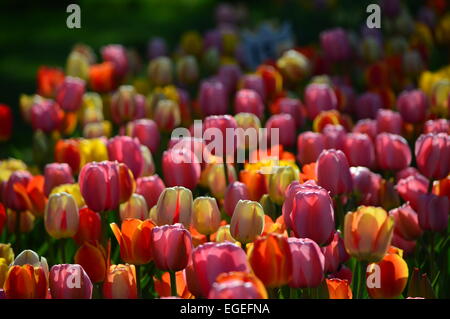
375, 133, 412, 171
37, 66, 65, 98
176, 55, 199, 85
74, 241, 107, 283
417, 193, 449, 232
415, 133, 450, 180
153, 99, 181, 132
110, 85, 146, 125
297, 132, 325, 165
89, 62, 116, 92
103, 264, 137, 299
344, 206, 394, 263
199, 80, 228, 116
224, 182, 250, 217
304, 83, 338, 120
30, 100, 63, 133
326, 278, 353, 299
389, 203, 423, 240
147, 37, 167, 60
350, 166, 381, 206
215, 225, 240, 245
323, 124, 346, 150
49, 264, 93, 299
353, 119, 377, 141
376, 109, 403, 135
234, 89, 264, 119
148, 56, 173, 86
107, 136, 144, 178
320, 28, 351, 62
343, 133, 376, 168
44, 163, 74, 196
240, 74, 265, 101
316, 149, 353, 197
288, 238, 325, 288
126, 119, 160, 154
155, 186, 193, 228
397, 89, 428, 123
73, 207, 101, 245
207, 163, 237, 199
55, 76, 85, 112
423, 119, 449, 134
135, 174, 166, 209
119, 193, 148, 221
66, 51, 90, 80
230, 200, 264, 244
268, 166, 299, 205
265, 113, 296, 148
3, 170, 32, 212
192, 197, 221, 235
162, 148, 201, 191
276, 49, 310, 83
44, 192, 79, 239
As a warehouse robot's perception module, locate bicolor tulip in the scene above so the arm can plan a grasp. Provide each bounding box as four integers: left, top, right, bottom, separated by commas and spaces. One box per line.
44, 192, 79, 239
415, 133, 450, 180
316, 149, 353, 197
154, 186, 193, 227
153, 99, 181, 132
120, 193, 149, 221
2, 170, 33, 212
148, 56, 173, 86
110, 85, 146, 125
44, 163, 74, 196
103, 264, 137, 299
230, 200, 264, 244
344, 206, 394, 263
288, 238, 325, 288
192, 196, 221, 235
276, 49, 310, 83
268, 165, 299, 205
376, 133, 412, 171
208, 272, 268, 299
49, 264, 92, 299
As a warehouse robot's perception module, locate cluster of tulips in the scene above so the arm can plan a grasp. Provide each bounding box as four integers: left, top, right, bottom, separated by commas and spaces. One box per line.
0, 1, 449, 299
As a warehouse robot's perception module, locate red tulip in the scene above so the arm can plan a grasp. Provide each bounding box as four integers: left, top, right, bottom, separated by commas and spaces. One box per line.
397, 89, 428, 123
37, 66, 65, 97
135, 174, 166, 209
376, 109, 403, 135
89, 62, 116, 92
396, 174, 429, 210
415, 133, 450, 180
343, 133, 375, 168
74, 241, 107, 283
234, 89, 264, 119
49, 264, 92, 299
3, 170, 32, 211
316, 149, 353, 196
304, 83, 338, 120
54, 139, 81, 173
151, 223, 193, 271
265, 114, 296, 148
162, 148, 201, 190
297, 131, 325, 165
288, 238, 325, 288
0, 104, 13, 141
282, 180, 334, 245
389, 203, 423, 240
190, 242, 250, 297
321, 231, 349, 274
79, 161, 135, 212
375, 133, 412, 171
0, 203, 6, 235
323, 124, 346, 150
73, 207, 102, 245
224, 181, 250, 217
43, 163, 74, 196
199, 80, 228, 116
55, 76, 85, 112
127, 119, 160, 154
417, 193, 449, 232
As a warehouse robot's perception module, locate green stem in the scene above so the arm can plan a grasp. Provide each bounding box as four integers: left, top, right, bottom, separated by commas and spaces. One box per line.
14, 212, 21, 254
101, 212, 110, 246
358, 261, 367, 299
268, 287, 278, 299
429, 232, 435, 281
60, 238, 66, 263
170, 270, 177, 297
222, 154, 229, 187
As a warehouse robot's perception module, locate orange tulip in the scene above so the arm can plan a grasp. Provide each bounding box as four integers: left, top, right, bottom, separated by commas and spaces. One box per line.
154, 271, 192, 299
110, 218, 155, 265
248, 233, 293, 288
103, 264, 137, 299
4, 264, 48, 299
366, 251, 409, 299
239, 168, 267, 202
326, 278, 352, 299
74, 241, 107, 283
209, 271, 268, 299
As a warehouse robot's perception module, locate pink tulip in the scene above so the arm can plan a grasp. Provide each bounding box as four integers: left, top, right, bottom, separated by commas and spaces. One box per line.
304, 83, 337, 119
278, 97, 305, 129
320, 28, 351, 62
355, 92, 382, 120
199, 80, 228, 116
217, 64, 242, 95
107, 136, 144, 178
282, 180, 335, 245
162, 148, 201, 190
396, 174, 429, 210
350, 166, 381, 206
297, 131, 325, 165
376, 109, 403, 135
234, 89, 264, 119
135, 174, 166, 208
321, 231, 349, 274
288, 238, 325, 288
415, 133, 450, 180
316, 149, 353, 196
375, 133, 412, 171
353, 119, 377, 141
343, 133, 375, 168
101, 44, 129, 80
241, 74, 265, 100
389, 203, 423, 241
397, 90, 428, 123
423, 119, 449, 134
44, 163, 74, 196
49, 264, 92, 299
323, 124, 346, 150
391, 233, 416, 256
55, 76, 85, 112
417, 194, 449, 232
203, 115, 238, 159
224, 182, 250, 217
190, 242, 250, 297
127, 119, 160, 154
265, 113, 296, 148
151, 224, 193, 271
396, 167, 423, 182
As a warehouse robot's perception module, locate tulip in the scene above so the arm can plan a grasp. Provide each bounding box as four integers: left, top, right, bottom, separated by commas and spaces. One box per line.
126, 119, 160, 154
147, 56, 173, 86
288, 238, 325, 288
110, 85, 146, 125
162, 148, 201, 190
366, 252, 409, 299
66, 51, 89, 80
120, 193, 148, 221
415, 133, 450, 180
316, 149, 353, 197
375, 133, 412, 171
396, 167, 422, 182
30, 100, 63, 133
224, 181, 250, 217
7, 210, 35, 233
353, 119, 377, 141
320, 28, 351, 62
344, 206, 394, 263
3, 170, 32, 211
217, 64, 242, 95
397, 89, 428, 123
389, 203, 423, 240
107, 136, 144, 178
176, 55, 199, 85
199, 80, 229, 116
55, 76, 85, 112
83, 121, 112, 139
43, 163, 74, 196
355, 92, 382, 120
0, 243, 14, 265
135, 174, 166, 209
190, 242, 250, 297
304, 83, 338, 120
230, 200, 265, 244
323, 124, 346, 150
154, 271, 191, 299
44, 192, 79, 239
154, 186, 193, 228
215, 225, 240, 245
321, 231, 350, 274
350, 167, 381, 206
0, 204, 6, 236
54, 139, 81, 173
192, 197, 221, 235
417, 193, 449, 232
151, 223, 193, 271
376, 109, 403, 135
79, 161, 135, 212
73, 208, 100, 245
206, 162, 237, 199
111, 218, 155, 265
153, 99, 181, 132
234, 89, 264, 119
265, 113, 296, 148
276, 49, 310, 83
248, 233, 293, 288
0, 104, 12, 141
37, 66, 65, 97
239, 165, 268, 202
79, 138, 109, 167
326, 278, 352, 299
282, 181, 335, 245
208, 272, 268, 299
240, 74, 265, 100
101, 44, 129, 80
74, 241, 107, 283
89, 62, 116, 92
203, 114, 238, 158
424, 119, 449, 134
49, 264, 92, 299
297, 132, 325, 165
396, 174, 428, 210
50, 182, 84, 208
277, 97, 305, 128
103, 264, 137, 299
256, 65, 282, 100
268, 166, 299, 205
139, 145, 155, 175
343, 133, 375, 168
234, 112, 262, 142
